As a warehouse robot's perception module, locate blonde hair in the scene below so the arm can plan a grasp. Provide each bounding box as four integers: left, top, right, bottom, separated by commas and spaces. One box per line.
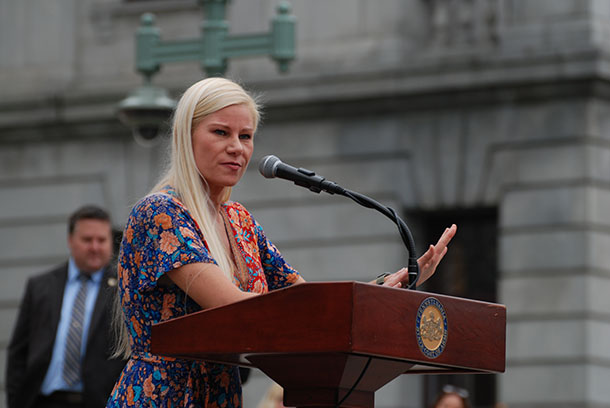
113, 77, 260, 359
151, 77, 260, 279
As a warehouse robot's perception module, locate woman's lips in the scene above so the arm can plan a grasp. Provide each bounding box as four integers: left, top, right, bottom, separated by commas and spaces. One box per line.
222, 162, 242, 171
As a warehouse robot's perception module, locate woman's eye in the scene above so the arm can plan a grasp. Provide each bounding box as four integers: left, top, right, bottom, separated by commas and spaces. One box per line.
239, 133, 252, 140
214, 129, 227, 136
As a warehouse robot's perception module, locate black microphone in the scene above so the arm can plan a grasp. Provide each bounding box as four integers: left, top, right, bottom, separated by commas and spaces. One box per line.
258, 155, 344, 194
258, 154, 420, 288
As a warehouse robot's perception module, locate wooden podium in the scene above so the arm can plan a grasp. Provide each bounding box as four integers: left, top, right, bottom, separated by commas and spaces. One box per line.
151, 282, 506, 408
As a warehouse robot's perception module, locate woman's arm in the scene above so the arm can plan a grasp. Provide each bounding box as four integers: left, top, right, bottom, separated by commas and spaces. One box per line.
168, 220, 453, 308
167, 263, 257, 309
169, 221, 455, 309
167, 262, 306, 310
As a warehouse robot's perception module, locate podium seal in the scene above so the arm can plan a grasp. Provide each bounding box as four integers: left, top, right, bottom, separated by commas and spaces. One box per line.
416, 297, 448, 359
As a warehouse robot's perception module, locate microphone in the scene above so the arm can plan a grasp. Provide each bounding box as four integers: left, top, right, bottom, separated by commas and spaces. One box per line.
258, 154, 420, 288
258, 155, 344, 194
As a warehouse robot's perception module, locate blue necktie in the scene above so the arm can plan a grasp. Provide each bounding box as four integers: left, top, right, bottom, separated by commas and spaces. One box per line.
62, 273, 89, 386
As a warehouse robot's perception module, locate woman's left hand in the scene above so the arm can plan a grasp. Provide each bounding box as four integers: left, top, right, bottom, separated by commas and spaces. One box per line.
383, 224, 457, 288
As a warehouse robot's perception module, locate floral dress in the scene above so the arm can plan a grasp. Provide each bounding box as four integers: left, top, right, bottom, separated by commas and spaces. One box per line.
106, 188, 300, 408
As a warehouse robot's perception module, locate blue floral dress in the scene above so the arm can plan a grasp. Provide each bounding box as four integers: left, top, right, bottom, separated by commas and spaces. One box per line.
106, 188, 300, 408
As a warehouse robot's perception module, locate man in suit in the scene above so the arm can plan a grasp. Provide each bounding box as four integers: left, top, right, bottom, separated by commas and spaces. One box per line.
6, 205, 126, 408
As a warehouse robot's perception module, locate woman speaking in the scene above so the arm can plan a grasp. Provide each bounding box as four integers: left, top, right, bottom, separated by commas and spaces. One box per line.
106, 77, 456, 408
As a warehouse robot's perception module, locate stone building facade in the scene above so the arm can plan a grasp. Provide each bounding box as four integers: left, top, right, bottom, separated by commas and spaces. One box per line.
1, 0, 610, 407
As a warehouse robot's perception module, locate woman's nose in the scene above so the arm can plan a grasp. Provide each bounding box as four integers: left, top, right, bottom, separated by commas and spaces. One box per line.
226, 135, 243, 153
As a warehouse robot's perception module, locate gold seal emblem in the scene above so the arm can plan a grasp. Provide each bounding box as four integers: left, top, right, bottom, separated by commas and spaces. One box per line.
420, 305, 444, 351
416, 297, 448, 358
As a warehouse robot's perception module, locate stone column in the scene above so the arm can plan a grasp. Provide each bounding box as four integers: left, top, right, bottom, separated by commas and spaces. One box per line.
498, 103, 610, 406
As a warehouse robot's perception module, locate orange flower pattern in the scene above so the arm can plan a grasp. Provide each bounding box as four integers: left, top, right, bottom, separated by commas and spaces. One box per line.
106, 188, 299, 408
159, 230, 180, 254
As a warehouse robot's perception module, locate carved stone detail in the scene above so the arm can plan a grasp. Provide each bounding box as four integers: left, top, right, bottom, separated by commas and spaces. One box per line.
424, 0, 500, 50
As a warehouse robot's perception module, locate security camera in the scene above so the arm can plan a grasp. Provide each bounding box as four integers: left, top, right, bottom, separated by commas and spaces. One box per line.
117, 84, 176, 147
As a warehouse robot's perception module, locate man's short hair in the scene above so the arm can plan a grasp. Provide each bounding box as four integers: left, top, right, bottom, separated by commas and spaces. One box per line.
68, 205, 111, 235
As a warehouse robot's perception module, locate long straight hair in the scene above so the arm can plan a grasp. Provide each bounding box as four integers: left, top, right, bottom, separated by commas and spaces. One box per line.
112, 77, 260, 359
152, 77, 260, 279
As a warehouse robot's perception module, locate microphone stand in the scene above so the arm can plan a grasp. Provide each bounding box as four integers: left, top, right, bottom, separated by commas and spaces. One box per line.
333, 186, 420, 289
259, 155, 420, 288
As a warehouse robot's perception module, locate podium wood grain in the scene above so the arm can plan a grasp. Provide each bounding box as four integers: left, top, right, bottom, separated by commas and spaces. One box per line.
152, 282, 506, 407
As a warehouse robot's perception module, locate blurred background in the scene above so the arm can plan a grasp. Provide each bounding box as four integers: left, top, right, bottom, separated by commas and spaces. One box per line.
1, 0, 610, 407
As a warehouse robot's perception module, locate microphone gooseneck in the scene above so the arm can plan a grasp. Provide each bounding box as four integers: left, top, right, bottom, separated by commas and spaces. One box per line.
257, 155, 420, 289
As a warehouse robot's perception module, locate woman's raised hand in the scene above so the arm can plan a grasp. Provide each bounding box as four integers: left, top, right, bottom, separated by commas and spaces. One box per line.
383, 224, 457, 288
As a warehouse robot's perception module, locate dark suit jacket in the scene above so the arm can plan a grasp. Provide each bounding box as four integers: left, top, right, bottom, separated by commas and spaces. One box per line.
6, 263, 126, 408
